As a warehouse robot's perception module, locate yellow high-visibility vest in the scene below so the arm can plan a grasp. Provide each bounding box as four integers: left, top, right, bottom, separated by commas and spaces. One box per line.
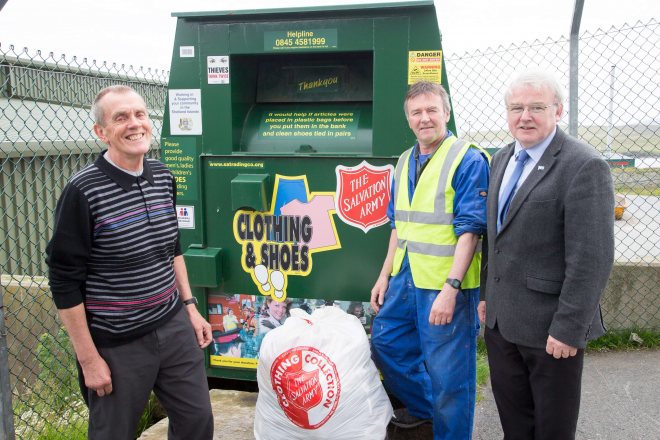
392, 136, 487, 290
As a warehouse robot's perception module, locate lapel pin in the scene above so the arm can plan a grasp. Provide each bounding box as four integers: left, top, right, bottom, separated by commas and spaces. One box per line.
538, 165, 545, 170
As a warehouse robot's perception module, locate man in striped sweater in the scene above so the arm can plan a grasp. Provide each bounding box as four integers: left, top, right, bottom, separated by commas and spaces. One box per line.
46, 85, 213, 439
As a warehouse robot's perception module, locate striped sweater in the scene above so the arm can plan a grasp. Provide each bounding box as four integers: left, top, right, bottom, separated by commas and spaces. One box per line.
46, 153, 182, 347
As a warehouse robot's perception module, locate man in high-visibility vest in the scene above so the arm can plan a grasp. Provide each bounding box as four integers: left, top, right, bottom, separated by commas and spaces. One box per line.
370, 81, 489, 439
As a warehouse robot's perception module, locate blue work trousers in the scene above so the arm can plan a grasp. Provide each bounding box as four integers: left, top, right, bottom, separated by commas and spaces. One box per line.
371, 267, 479, 440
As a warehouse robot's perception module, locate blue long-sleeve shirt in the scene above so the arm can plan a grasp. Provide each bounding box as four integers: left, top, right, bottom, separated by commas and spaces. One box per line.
387, 133, 490, 273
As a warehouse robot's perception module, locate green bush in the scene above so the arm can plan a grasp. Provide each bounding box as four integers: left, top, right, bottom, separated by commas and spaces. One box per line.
15, 327, 165, 438
35, 421, 88, 440
13, 327, 88, 438
34, 327, 81, 412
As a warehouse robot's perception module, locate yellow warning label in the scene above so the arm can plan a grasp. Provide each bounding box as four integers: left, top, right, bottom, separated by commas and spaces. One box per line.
408, 50, 443, 85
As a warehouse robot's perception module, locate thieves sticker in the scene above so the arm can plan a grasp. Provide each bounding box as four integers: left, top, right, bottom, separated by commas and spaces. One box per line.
207, 55, 229, 84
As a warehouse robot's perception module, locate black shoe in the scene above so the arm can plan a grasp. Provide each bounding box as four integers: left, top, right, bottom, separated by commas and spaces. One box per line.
390, 408, 432, 429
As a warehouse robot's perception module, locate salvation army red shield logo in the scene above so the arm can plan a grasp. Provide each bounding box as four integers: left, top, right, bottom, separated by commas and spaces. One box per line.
270, 346, 341, 429
285, 369, 323, 410
335, 161, 394, 233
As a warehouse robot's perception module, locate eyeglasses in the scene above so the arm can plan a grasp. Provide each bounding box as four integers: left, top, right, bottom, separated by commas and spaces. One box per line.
506, 103, 557, 114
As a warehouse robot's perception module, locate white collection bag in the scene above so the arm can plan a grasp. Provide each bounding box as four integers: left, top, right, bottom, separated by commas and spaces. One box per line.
254, 306, 392, 440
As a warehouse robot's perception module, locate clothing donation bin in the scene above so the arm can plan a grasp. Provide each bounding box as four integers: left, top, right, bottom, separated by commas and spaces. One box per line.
161, 0, 456, 380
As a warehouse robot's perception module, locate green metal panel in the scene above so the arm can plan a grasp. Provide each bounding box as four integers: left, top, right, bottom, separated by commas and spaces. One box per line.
231, 174, 270, 211
373, 16, 414, 156
198, 24, 233, 157
164, 0, 449, 380
203, 155, 394, 296
163, 19, 207, 249
183, 247, 223, 287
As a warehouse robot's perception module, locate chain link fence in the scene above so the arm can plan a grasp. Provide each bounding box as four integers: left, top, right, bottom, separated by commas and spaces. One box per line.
0, 19, 658, 439
445, 19, 659, 332
0, 44, 167, 438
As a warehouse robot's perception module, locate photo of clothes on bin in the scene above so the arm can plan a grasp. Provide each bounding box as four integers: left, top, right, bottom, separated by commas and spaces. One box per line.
209, 294, 263, 359
208, 294, 376, 361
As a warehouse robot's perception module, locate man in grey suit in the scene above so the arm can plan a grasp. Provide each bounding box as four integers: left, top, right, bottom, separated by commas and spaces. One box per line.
478, 71, 614, 440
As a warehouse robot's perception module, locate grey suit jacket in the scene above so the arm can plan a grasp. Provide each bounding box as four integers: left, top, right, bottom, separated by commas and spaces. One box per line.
482, 128, 614, 349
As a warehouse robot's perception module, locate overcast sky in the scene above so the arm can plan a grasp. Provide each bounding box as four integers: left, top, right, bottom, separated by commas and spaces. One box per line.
0, 0, 658, 71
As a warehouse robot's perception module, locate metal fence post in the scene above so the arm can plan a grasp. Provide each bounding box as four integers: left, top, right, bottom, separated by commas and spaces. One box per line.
0, 289, 16, 440
569, 0, 585, 137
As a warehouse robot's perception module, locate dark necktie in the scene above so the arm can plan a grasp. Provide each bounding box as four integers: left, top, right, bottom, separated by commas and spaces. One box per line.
497, 150, 530, 231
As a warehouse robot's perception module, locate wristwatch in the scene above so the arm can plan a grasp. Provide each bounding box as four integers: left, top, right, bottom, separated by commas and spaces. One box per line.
183, 297, 198, 306
445, 278, 462, 289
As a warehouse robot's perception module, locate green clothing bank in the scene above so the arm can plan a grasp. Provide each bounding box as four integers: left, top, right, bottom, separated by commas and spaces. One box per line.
161, 1, 456, 380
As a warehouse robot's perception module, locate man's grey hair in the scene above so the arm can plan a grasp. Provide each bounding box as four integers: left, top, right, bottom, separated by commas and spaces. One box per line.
92, 85, 140, 125
404, 81, 451, 115
504, 71, 565, 105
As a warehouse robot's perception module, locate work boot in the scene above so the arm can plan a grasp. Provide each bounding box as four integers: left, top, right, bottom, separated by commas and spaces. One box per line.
390, 408, 432, 429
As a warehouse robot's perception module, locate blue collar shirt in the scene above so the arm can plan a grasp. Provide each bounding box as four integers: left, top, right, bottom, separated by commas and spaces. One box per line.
498, 127, 556, 201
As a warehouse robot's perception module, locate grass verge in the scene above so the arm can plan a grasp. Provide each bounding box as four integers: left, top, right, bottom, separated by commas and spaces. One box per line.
476, 336, 490, 402
13, 329, 165, 439
615, 187, 660, 196
587, 329, 660, 352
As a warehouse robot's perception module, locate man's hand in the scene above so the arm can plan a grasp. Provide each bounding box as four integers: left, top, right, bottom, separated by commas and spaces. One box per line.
478, 301, 486, 323
80, 355, 113, 397
546, 335, 578, 359
187, 305, 213, 348
57, 304, 112, 397
370, 274, 389, 313
429, 284, 458, 325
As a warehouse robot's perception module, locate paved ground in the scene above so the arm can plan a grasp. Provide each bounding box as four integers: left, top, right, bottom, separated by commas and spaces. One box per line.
615, 195, 659, 263
475, 350, 660, 440
140, 349, 660, 440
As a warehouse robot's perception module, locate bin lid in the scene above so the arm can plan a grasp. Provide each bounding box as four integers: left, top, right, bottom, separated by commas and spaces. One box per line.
172, 0, 434, 19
